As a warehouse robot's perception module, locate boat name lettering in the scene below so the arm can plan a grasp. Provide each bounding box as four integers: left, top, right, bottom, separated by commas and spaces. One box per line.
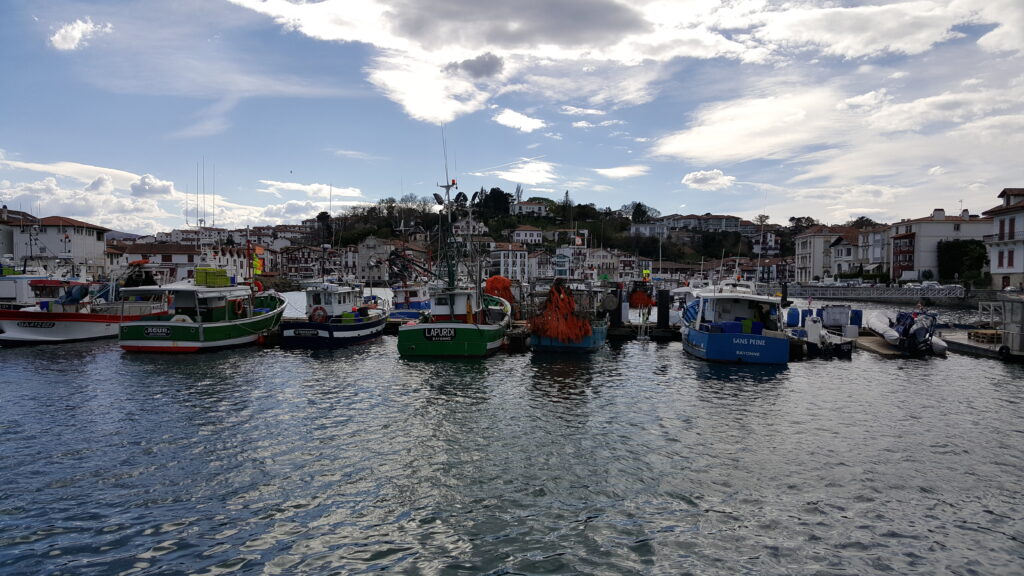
424, 327, 456, 341
293, 329, 320, 337
732, 337, 765, 346
16, 321, 55, 329
144, 327, 172, 337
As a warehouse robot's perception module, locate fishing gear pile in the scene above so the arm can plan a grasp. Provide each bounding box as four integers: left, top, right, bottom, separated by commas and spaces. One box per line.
529, 282, 592, 343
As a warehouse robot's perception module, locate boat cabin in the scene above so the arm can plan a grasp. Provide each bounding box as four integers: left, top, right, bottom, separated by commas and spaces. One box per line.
305, 283, 365, 321
692, 294, 781, 335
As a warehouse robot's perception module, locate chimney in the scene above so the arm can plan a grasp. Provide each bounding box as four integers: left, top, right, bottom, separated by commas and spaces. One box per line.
932, 208, 945, 220
961, 209, 969, 220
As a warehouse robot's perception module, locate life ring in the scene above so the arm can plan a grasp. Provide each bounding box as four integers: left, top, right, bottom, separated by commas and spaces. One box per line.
234, 299, 245, 315
253, 280, 264, 292
309, 305, 328, 323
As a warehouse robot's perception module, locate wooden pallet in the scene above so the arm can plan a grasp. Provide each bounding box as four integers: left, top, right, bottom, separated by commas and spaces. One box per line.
968, 329, 1002, 344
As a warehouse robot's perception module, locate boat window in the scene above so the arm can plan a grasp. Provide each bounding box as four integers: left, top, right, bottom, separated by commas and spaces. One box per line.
173, 291, 197, 307
311, 293, 322, 305
435, 296, 448, 306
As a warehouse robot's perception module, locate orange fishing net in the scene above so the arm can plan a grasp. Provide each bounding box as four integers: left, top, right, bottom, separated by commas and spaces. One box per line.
629, 289, 655, 309
484, 275, 515, 304
529, 283, 592, 343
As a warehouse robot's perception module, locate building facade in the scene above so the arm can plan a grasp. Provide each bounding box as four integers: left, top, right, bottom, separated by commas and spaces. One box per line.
983, 188, 1024, 289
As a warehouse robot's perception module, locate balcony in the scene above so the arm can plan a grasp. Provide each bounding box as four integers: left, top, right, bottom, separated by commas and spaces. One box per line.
984, 233, 1019, 243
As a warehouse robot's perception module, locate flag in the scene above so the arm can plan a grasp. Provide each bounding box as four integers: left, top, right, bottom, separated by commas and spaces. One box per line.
252, 255, 263, 275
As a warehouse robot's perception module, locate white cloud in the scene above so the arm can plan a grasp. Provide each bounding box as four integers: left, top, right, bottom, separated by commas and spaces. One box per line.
130, 174, 176, 198
594, 165, 649, 179
653, 87, 847, 164
50, 17, 113, 51
333, 149, 385, 161
493, 108, 546, 133
256, 180, 363, 201
561, 105, 605, 116
682, 169, 735, 191
573, 119, 625, 129
479, 158, 558, 186
753, 3, 967, 59
0, 176, 173, 233
0, 159, 141, 189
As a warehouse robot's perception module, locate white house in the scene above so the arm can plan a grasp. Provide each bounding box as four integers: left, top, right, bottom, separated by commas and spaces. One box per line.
510, 201, 550, 217
121, 243, 202, 281
829, 230, 860, 275
9, 216, 110, 279
890, 208, 989, 282
983, 188, 1024, 289
511, 225, 544, 246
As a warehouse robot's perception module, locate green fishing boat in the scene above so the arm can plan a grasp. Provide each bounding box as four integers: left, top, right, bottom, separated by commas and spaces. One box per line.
397, 177, 510, 358
118, 269, 285, 352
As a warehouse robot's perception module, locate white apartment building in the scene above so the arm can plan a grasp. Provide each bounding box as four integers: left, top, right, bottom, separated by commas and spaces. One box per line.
794, 226, 841, 282
890, 208, 989, 282
488, 242, 528, 282
983, 188, 1024, 289
857, 226, 890, 277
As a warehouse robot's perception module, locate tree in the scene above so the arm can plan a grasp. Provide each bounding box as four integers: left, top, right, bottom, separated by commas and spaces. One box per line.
479, 187, 513, 221
788, 216, 818, 234
937, 239, 987, 282
755, 214, 770, 226
622, 201, 660, 223
315, 211, 333, 244
844, 216, 882, 229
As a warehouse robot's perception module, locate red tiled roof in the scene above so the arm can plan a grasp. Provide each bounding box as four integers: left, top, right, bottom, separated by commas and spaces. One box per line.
125, 243, 201, 255
40, 216, 110, 231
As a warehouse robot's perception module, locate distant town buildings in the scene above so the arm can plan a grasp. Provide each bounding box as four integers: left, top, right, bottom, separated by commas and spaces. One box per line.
4, 188, 1018, 289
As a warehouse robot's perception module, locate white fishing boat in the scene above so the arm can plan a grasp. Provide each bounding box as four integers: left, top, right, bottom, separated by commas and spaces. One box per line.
0, 261, 168, 345
280, 281, 387, 348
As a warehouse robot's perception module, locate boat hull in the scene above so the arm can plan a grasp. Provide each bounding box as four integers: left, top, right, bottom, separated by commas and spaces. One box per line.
280, 314, 385, 349
683, 329, 790, 365
119, 295, 285, 353
397, 321, 506, 357
0, 311, 124, 344
530, 320, 609, 353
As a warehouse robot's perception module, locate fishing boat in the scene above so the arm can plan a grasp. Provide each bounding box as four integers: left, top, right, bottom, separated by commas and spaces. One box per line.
397, 177, 510, 358
783, 303, 859, 359
279, 281, 386, 348
680, 281, 791, 364
528, 279, 609, 353
0, 279, 164, 345
0, 260, 170, 345
865, 309, 948, 356
385, 281, 432, 333
118, 268, 285, 352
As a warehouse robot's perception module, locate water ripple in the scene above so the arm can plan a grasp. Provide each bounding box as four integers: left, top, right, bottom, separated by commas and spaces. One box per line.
2, 335, 1024, 574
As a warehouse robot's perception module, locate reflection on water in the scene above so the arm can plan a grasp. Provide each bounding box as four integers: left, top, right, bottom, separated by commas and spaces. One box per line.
1, 337, 1023, 574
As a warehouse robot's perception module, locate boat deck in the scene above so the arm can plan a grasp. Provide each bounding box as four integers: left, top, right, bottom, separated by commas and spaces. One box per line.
854, 335, 905, 358
939, 329, 1022, 361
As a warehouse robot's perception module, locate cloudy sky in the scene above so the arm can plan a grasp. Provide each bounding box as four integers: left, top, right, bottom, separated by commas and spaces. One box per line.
1, 0, 1022, 234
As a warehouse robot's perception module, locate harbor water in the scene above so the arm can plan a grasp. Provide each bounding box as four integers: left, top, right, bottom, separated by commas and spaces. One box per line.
1, 300, 1023, 574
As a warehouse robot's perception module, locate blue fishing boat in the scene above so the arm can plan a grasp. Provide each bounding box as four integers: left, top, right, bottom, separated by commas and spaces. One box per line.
528, 280, 609, 353
280, 282, 387, 349
681, 282, 790, 365
385, 281, 432, 332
